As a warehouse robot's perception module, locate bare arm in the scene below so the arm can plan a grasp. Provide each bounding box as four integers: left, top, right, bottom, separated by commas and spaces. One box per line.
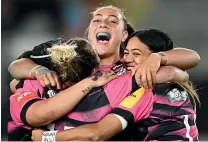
134, 49, 199, 89
155, 66, 189, 83
26, 77, 95, 126
8, 58, 38, 80
162, 48, 200, 70
26, 73, 117, 127
10, 79, 20, 93
32, 114, 122, 141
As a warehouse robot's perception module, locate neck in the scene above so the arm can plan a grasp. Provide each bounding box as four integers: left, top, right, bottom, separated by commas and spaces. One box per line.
100, 53, 120, 66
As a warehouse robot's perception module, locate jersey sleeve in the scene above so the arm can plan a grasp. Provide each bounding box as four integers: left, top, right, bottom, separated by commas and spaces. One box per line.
10, 79, 44, 126
112, 88, 154, 124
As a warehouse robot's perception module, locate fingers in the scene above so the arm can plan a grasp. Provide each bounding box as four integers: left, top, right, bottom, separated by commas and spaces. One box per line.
151, 68, 157, 85
146, 68, 153, 90
46, 72, 56, 87
140, 69, 148, 90
36, 70, 61, 89
53, 74, 61, 89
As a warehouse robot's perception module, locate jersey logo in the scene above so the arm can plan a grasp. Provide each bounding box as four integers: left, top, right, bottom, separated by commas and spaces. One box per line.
47, 90, 57, 98
120, 87, 145, 108
117, 67, 127, 76
17, 91, 36, 101
167, 88, 188, 102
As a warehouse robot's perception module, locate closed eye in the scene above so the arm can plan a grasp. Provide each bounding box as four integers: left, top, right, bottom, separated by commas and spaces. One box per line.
93, 19, 101, 23
133, 53, 140, 56
110, 21, 117, 24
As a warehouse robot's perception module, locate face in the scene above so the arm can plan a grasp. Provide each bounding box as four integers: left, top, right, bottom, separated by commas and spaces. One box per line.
124, 37, 152, 71
88, 7, 128, 58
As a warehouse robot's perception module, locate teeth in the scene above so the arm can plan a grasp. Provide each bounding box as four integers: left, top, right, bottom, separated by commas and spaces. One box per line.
98, 40, 109, 44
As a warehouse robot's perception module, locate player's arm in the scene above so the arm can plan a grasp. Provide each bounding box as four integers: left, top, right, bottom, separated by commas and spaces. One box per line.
10, 79, 20, 93
8, 57, 63, 90
8, 58, 38, 80
24, 73, 117, 127
10, 78, 99, 128
32, 88, 153, 141
155, 66, 189, 83
134, 48, 199, 89
161, 48, 200, 70
32, 114, 123, 141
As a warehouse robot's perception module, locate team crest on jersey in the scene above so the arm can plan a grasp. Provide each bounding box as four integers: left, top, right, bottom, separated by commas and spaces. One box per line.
167, 88, 188, 102
47, 90, 57, 98
117, 67, 127, 76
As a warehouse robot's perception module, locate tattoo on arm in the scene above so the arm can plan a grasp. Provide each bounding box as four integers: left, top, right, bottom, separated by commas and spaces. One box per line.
92, 71, 103, 81
82, 86, 91, 94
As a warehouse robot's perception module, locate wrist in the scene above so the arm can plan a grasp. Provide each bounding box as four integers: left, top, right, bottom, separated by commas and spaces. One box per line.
42, 130, 58, 142
156, 52, 168, 65
82, 78, 95, 92
30, 65, 49, 79
29, 65, 42, 78
151, 53, 162, 64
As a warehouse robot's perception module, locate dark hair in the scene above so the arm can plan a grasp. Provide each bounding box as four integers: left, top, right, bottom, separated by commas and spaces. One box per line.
18, 38, 65, 71
120, 24, 135, 57
18, 38, 99, 84
125, 29, 173, 52
125, 28, 200, 110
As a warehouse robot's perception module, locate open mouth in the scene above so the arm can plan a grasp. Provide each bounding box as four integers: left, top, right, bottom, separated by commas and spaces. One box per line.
96, 32, 111, 44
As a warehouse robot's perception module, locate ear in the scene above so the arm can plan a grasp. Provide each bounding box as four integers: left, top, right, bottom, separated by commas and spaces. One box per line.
122, 31, 128, 42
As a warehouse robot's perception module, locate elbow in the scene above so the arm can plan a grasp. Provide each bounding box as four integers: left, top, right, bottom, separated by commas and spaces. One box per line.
8, 62, 15, 75
8, 61, 20, 79
88, 131, 101, 141
168, 67, 189, 83
189, 50, 201, 68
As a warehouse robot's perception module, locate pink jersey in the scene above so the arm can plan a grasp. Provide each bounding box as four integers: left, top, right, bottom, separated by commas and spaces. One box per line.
112, 83, 199, 141
8, 61, 138, 141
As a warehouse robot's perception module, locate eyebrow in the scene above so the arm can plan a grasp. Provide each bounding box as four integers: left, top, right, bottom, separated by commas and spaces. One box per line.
125, 48, 142, 52
131, 49, 142, 52
94, 14, 119, 19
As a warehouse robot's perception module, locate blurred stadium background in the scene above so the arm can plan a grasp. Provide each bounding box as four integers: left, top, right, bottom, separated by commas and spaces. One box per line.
2, 0, 208, 140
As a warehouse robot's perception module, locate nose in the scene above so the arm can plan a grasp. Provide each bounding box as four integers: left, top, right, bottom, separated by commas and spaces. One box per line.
99, 20, 108, 29
124, 53, 134, 63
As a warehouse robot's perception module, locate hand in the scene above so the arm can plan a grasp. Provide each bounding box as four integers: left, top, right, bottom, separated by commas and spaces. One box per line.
32, 129, 45, 141
91, 71, 118, 88
133, 53, 161, 90
35, 67, 61, 89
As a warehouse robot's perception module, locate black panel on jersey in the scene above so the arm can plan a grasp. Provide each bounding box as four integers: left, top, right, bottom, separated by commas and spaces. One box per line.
15, 79, 25, 90
109, 125, 132, 141
72, 87, 110, 112
156, 135, 186, 141
112, 108, 134, 125
37, 89, 41, 98
131, 124, 148, 141
54, 117, 93, 127
20, 98, 42, 127
153, 103, 192, 116
8, 127, 32, 141
153, 83, 183, 95
132, 75, 141, 92
146, 121, 185, 140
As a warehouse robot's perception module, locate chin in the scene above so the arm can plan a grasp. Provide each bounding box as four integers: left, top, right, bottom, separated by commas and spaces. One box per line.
96, 47, 109, 55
